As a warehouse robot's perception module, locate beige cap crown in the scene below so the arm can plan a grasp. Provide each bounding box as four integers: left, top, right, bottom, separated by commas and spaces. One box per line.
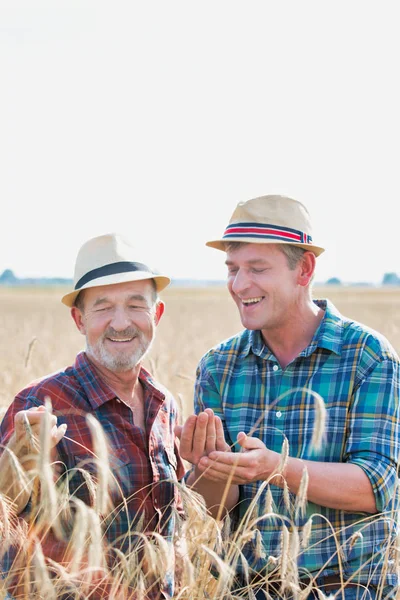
61, 233, 170, 307
206, 194, 324, 256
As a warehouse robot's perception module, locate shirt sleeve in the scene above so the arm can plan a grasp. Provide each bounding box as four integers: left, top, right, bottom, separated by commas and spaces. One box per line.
194, 355, 234, 448
344, 357, 400, 512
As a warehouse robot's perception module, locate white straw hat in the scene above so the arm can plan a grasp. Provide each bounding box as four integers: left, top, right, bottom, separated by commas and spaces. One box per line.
206, 194, 325, 256
61, 233, 170, 307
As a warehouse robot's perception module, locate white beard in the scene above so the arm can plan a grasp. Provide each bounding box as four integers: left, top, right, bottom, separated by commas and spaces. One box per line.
86, 329, 154, 373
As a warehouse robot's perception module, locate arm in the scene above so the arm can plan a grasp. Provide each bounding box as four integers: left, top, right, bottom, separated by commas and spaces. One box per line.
197, 432, 376, 512
197, 356, 400, 515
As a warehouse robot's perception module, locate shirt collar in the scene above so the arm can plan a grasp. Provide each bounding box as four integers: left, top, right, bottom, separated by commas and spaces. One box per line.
138, 366, 166, 403
307, 298, 343, 356
241, 298, 343, 359
73, 352, 165, 409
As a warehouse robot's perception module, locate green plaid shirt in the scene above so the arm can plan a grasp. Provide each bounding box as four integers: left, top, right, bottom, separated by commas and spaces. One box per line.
194, 300, 400, 587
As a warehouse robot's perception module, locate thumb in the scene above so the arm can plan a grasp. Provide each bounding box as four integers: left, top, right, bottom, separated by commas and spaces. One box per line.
237, 431, 265, 451
174, 425, 183, 439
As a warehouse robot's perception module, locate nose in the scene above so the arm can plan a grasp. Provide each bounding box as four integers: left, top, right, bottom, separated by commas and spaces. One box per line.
109, 306, 131, 331
230, 268, 251, 296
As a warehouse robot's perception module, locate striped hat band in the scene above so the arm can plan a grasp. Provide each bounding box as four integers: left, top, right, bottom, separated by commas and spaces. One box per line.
223, 222, 313, 244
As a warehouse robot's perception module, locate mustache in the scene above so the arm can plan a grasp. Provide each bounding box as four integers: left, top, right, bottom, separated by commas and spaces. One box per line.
103, 327, 141, 339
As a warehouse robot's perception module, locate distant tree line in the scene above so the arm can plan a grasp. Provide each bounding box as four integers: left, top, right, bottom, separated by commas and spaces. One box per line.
0, 269, 72, 286
326, 273, 400, 286
2, 269, 400, 288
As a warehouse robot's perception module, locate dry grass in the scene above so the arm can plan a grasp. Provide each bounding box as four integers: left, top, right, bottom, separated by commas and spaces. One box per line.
1, 284, 400, 598
0, 285, 243, 419
2, 284, 400, 418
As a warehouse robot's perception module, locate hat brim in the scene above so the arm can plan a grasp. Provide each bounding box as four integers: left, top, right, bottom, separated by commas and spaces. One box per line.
206, 238, 325, 256
61, 271, 171, 307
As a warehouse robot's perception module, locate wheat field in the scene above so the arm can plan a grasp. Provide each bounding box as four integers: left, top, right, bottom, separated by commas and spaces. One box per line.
2, 285, 400, 417
1, 285, 400, 599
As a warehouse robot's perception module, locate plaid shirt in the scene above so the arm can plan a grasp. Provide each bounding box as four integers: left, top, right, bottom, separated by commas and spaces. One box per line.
0, 351, 185, 598
195, 299, 400, 588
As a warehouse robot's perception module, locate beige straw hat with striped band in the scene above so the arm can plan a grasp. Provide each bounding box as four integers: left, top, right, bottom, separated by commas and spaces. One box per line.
206, 194, 325, 256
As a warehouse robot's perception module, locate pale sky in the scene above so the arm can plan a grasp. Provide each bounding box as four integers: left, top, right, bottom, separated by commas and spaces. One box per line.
1, 1, 399, 284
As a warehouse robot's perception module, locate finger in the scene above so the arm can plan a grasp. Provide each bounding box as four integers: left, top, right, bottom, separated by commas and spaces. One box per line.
51, 423, 67, 446
18, 411, 57, 428
177, 415, 197, 458
14, 411, 37, 439
174, 425, 183, 439
195, 466, 231, 483
197, 456, 248, 483
35, 414, 58, 438
192, 412, 209, 464
215, 416, 230, 452
205, 414, 217, 454
237, 432, 266, 451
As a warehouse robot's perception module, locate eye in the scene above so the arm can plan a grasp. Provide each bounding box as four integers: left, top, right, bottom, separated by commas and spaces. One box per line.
251, 268, 267, 274
227, 268, 238, 275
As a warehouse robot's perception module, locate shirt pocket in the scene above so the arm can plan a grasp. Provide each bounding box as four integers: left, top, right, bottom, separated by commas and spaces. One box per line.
69, 448, 131, 503
163, 446, 184, 515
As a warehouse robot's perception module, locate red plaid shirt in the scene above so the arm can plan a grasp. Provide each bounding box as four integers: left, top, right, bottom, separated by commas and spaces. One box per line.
0, 352, 185, 598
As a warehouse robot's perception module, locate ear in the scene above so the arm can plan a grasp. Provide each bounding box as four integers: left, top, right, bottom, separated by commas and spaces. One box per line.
298, 251, 316, 287
71, 306, 87, 335
154, 300, 165, 325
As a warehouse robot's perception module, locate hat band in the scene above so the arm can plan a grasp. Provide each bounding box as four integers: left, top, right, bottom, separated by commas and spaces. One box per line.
75, 261, 152, 290
223, 222, 313, 244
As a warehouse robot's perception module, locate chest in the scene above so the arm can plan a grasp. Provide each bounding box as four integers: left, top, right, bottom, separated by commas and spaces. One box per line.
118, 387, 146, 431
221, 353, 357, 460
128, 400, 145, 430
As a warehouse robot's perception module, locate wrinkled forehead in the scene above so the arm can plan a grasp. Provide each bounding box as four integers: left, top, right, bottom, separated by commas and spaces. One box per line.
78, 278, 157, 307
225, 242, 285, 263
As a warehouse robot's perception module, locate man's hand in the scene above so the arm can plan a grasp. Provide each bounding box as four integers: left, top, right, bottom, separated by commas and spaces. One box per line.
176, 409, 239, 517
196, 431, 280, 484
0, 405, 67, 514
12, 405, 67, 457
175, 408, 230, 466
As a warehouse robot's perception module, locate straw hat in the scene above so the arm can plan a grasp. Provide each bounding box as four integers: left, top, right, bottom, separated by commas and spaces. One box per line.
61, 233, 170, 307
206, 194, 325, 256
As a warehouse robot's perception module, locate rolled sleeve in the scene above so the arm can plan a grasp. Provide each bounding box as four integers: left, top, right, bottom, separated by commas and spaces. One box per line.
345, 358, 400, 512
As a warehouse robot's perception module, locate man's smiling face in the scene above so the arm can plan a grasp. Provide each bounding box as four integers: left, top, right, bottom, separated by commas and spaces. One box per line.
73, 279, 162, 373
226, 243, 302, 334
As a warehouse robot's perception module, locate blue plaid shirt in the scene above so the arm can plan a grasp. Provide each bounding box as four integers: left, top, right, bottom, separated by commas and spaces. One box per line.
195, 300, 400, 588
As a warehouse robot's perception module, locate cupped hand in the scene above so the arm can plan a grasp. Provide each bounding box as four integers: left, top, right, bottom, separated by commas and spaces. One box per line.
14, 405, 67, 453
175, 408, 230, 466
196, 431, 280, 484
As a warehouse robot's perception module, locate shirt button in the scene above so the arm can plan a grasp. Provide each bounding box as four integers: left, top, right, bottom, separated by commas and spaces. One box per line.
276, 411, 282, 418
273, 364, 279, 372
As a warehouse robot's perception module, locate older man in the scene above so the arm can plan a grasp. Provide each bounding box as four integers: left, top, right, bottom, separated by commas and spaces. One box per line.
0, 233, 185, 599
177, 195, 400, 598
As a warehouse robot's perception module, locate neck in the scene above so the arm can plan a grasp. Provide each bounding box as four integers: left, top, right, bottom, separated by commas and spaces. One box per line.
86, 353, 142, 400
261, 298, 324, 369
